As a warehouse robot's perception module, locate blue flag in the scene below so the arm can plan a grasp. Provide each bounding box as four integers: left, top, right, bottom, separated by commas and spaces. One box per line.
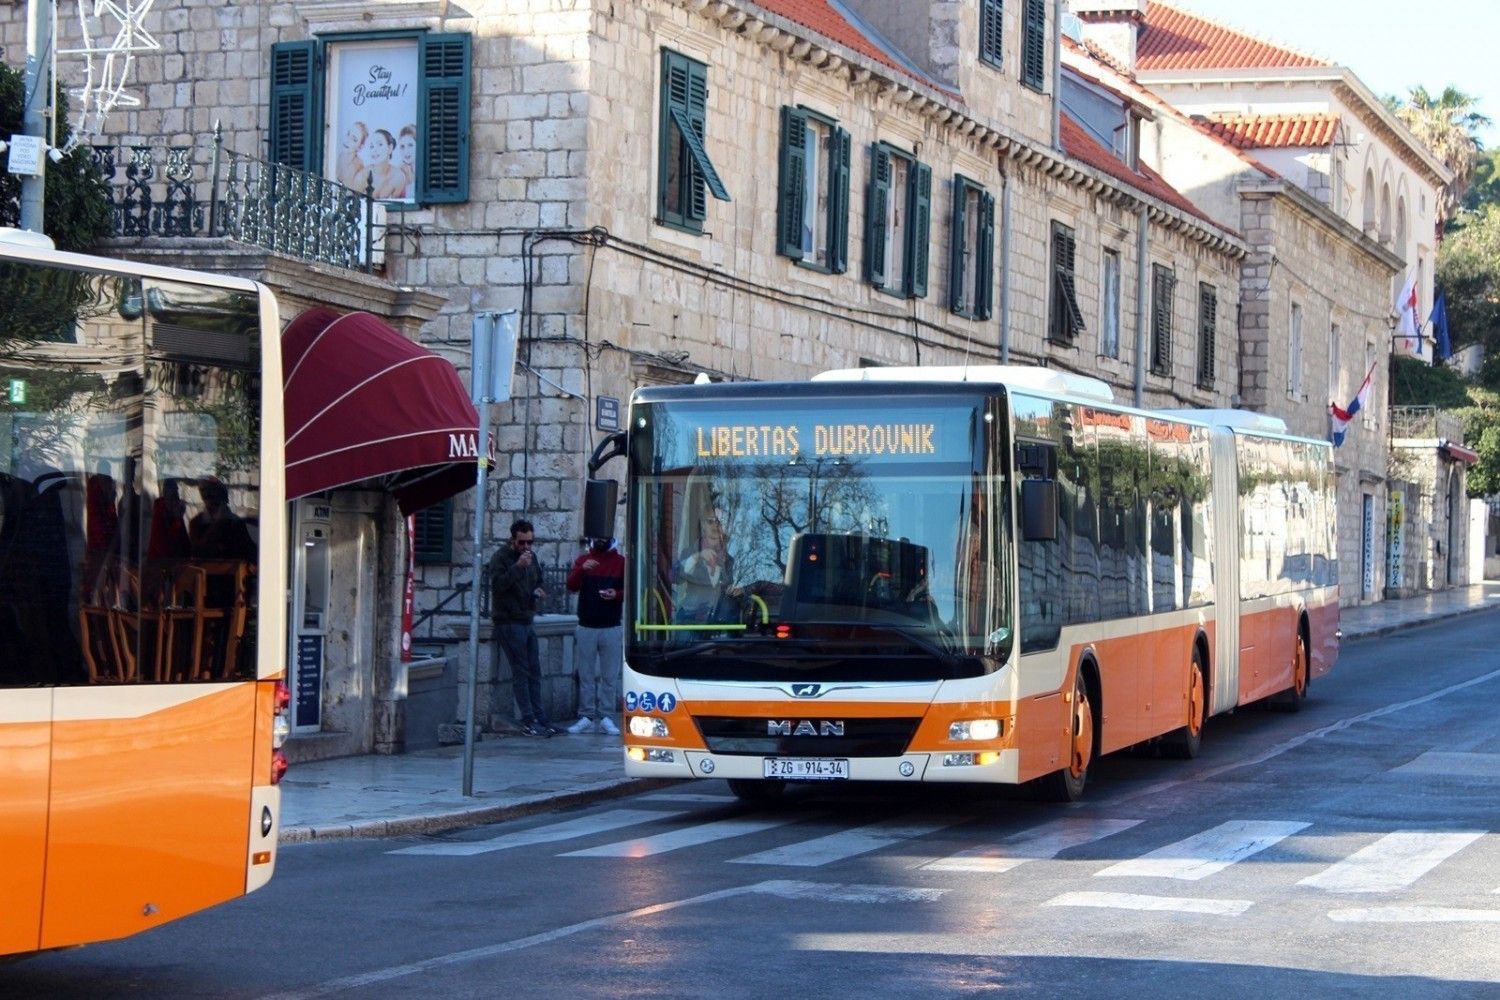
1429, 291, 1451, 361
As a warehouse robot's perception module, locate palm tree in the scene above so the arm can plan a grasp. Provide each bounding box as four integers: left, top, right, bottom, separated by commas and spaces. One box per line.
1392, 85, 1491, 230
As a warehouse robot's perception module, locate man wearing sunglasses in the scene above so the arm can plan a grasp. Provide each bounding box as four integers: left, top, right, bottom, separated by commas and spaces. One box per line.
489, 519, 559, 737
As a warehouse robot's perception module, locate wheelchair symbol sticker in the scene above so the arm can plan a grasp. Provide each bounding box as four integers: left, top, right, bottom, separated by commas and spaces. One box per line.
639, 692, 657, 712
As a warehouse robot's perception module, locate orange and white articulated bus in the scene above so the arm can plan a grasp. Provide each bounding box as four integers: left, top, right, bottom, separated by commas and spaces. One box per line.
590, 365, 1337, 802
0, 237, 289, 958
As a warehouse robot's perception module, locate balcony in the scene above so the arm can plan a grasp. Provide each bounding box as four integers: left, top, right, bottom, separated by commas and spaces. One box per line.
90, 123, 379, 272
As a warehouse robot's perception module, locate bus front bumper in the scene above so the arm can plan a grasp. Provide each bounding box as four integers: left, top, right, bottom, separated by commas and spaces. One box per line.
623, 747, 1021, 784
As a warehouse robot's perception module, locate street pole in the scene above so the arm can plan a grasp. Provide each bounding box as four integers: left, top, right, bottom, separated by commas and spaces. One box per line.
20, 0, 52, 232
462, 310, 518, 797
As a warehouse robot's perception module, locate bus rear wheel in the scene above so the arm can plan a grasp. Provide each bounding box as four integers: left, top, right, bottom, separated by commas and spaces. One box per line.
1163, 650, 1207, 759
728, 778, 786, 802
1035, 672, 1093, 802
1275, 633, 1309, 713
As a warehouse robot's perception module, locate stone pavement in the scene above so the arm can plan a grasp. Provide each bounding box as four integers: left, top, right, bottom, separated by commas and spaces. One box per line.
278, 582, 1500, 844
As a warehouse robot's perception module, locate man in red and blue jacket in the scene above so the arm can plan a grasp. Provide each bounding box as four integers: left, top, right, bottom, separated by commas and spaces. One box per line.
564, 537, 624, 735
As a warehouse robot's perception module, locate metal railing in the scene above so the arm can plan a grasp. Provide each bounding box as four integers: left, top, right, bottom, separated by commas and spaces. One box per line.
89, 123, 375, 270
1392, 405, 1463, 442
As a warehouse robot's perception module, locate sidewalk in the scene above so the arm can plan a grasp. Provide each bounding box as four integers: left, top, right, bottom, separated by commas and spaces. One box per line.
278, 582, 1500, 844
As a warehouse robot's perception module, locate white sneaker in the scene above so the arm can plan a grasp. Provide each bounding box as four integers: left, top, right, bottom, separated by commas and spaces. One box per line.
565, 717, 596, 734
598, 716, 620, 736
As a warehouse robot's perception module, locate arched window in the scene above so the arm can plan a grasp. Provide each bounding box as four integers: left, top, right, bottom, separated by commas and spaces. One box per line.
1395, 199, 1408, 262
1362, 169, 1376, 232
1379, 184, 1392, 246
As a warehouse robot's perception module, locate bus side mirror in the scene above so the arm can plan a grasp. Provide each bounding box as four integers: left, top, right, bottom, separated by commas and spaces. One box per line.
583, 479, 618, 540
1021, 479, 1057, 542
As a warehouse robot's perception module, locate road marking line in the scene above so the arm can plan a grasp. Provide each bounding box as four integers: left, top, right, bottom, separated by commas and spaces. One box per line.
562, 814, 804, 858
1044, 891, 1253, 915
255, 880, 938, 1000
1329, 906, 1500, 924
387, 808, 685, 857
924, 817, 1142, 873
1095, 820, 1308, 881
729, 816, 966, 867
1298, 831, 1486, 893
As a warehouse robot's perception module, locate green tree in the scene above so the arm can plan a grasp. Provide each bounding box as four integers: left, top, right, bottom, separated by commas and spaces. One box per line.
1458, 387, 1500, 496
0, 62, 111, 250
1390, 354, 1470, 408
1462, 147, 1500, 213
1391, 85, 1491, 229
1435, 203, 1500, 362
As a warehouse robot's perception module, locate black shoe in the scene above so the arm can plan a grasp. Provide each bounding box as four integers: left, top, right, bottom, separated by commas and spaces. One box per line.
521, 720, 551, 738
542, 721, 565, 736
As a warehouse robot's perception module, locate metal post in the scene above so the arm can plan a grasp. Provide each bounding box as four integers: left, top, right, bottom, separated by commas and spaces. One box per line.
208, 122, 223, 235
20, 0, 53, 232
461, 400, 491, 797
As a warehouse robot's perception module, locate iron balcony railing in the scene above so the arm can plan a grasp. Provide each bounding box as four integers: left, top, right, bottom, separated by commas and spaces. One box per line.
1392, 405, 1463, 442
90, 123, 377, 271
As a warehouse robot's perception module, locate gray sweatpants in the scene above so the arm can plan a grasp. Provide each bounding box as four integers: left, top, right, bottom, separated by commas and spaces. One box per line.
574, 624, 623, 720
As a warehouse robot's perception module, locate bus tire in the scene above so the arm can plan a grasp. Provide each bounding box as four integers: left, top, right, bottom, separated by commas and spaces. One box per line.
1035, 671, 1093, 802
728, 778, 786, 802
1275, 631, 1309, 713
1163, 649, 1207, 759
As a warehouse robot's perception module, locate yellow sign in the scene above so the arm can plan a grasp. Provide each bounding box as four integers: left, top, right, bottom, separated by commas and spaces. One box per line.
694, 422, 937, 459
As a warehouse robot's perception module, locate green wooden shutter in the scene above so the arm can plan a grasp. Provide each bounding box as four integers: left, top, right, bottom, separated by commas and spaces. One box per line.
269, 41, 320, 171
412, 497, 454, 563
977, 190, 996, 320
1198, 283, 1217, 387
1151, 264, 1175, 375
418, 33, 471, 203
949, 178, 970, 313
1022, 0, 1047, 90
777, 107, 808, 259
829, 126, 851, 274
865, 144, 891, 287
910, 160, 932, 298
980, 0, 1005, 68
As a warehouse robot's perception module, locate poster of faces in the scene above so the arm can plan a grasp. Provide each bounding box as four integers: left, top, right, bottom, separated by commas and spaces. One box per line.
326, 39, 419, 203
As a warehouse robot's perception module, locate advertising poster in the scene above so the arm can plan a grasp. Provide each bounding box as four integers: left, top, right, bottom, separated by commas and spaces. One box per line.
325, 39, 419, 203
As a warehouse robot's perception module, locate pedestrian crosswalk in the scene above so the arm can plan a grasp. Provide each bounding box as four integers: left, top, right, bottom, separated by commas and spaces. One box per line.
390, 791, 1498, 918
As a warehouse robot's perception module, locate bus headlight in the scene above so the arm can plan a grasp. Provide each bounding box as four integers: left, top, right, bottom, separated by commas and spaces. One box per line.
948, 719, 1001, 741
628, 715, 670, 738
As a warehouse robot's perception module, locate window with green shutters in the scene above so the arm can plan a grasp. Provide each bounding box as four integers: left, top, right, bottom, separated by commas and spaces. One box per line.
1197, 283, 1217, 389
980, 0, 1005, 69
268, 33, 471, 204
658, 48, 730, 233
1022, 0, 1048, 91
864, 143, 931, 298
777, 106, 851, 272
1151, 263, 1176, 376
949, 175, 995, 319
412, 497, 454, 564
1048, 221, 1084, 344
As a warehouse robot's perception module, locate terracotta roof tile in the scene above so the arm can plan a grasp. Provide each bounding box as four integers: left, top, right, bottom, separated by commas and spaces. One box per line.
1200, 112, 1339, 149
1138, 2, 1331, 72
754, 0, 951, 94
1058, 115, 1229, 233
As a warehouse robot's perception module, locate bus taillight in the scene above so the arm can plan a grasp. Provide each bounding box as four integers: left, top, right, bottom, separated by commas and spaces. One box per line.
272, 680, 291, 785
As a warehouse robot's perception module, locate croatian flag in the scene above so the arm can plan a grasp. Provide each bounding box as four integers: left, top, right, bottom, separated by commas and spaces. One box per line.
1330, 362, 1376, 447
1394, 271, 1421, 357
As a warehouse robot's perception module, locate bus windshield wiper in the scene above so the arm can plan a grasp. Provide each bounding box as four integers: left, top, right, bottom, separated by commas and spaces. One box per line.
656, 636, 768, 662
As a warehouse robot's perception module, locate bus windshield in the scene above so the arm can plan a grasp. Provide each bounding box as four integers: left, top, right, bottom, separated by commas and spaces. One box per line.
627, 394, 1009, 681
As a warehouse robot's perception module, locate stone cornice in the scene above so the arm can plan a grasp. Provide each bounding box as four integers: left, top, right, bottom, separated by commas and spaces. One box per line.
669, 0, 1244, 259
1237, 180, 1405, 274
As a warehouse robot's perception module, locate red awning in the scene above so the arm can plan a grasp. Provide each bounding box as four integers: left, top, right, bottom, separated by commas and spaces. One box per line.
283, 308, 482, 514
1441, 441, 1480, 465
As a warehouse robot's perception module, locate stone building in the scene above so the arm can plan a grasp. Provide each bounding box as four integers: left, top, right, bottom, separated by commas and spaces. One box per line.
6, 0, 1399, 754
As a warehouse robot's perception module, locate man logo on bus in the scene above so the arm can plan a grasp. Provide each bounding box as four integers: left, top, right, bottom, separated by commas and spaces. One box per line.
790, 683, 822, 698
768, 720, 845, 737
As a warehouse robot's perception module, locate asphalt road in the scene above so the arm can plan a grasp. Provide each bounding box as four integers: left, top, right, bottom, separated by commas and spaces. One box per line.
7, 610, 1500, 999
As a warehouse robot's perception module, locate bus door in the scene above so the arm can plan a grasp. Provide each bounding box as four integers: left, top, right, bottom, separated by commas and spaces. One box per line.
289, 499, 332, 734
0, 690, 50, 955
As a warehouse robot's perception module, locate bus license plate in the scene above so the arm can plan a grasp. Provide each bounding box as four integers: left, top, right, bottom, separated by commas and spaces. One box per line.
764, 758, 849, 780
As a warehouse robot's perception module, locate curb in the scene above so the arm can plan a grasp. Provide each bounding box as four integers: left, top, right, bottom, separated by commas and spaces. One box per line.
279, 777, 679, 845
1342, 601, 1500, 643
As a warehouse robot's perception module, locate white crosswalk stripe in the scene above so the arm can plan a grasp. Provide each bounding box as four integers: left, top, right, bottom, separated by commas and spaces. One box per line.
1095, 820, 1309, 881
561, 814, 806, 858
729, 816, 967, 868
1045, 891, 1254, 916
1298, 831, 1486, 893
388, 808, 686, 857
923, 817, 1143, 873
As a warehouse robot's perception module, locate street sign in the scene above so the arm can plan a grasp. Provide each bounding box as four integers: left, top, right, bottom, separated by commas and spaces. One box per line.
6, 134, 42, 176
596, 395, 621, 432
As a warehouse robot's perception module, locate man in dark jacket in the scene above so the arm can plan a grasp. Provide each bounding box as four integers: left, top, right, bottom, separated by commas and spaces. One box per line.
489, 519, 558, 737
563, 537, 625, 735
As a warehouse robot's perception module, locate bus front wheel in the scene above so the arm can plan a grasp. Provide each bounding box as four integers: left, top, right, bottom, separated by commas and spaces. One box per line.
1035, 672, 1093, 802
728, 778, 786, 802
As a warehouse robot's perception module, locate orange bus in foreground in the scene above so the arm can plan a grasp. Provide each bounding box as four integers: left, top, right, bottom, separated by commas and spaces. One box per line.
0, 238, 289, 957
600, 365, 1338, 801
